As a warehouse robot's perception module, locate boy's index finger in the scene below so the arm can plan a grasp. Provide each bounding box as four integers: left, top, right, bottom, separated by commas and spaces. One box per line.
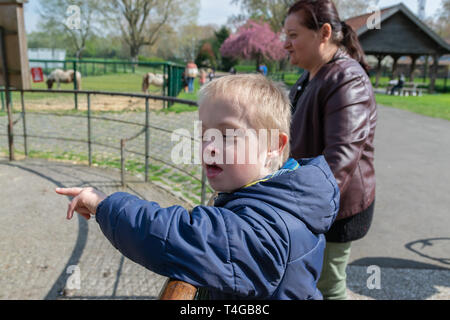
55, 187, 84, 197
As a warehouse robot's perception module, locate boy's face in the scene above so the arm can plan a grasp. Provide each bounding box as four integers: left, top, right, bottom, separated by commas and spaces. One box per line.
199, 96, 271, 193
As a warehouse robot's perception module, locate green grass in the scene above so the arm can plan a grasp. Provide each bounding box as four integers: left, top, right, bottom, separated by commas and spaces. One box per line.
375, 93, 450, 121
162, 78, 199, 114
370, 76, 449, 93
277, 72, 450, 121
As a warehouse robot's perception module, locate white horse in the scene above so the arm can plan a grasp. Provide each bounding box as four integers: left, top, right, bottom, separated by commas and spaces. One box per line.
46, 69, 82, 90
142, 72, 166, 94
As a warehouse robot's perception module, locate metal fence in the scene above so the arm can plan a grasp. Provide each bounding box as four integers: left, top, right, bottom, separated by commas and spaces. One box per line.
26, 59, 186, 109
0, 88, 209, 206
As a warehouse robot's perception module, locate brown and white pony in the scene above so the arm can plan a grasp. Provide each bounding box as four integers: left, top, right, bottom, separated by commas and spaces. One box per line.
142, 72, 165, 94
46, 69, 82, 90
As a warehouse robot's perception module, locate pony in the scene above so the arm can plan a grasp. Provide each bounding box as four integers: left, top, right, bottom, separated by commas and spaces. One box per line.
46, 69, 82, 90
142, 72, 166, 94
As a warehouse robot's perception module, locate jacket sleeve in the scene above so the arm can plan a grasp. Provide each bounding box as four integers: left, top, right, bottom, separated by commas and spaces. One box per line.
322, 73, 372, 194
95, 192, 288, 298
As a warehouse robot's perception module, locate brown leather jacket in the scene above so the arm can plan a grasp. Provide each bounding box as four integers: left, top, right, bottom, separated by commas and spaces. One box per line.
289, 49, 377, 220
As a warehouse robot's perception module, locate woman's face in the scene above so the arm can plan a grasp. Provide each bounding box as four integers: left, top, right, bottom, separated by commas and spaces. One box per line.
283, 13, 321, 70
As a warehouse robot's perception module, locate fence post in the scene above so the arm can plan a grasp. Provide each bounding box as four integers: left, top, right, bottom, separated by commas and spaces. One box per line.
0, 88, 4, 112
201, 168, 207, 205
20, 91, 28, 157
163, 64, 167, 109
145, 97, 150, 182
87, 93, 92, 166
120, 139, 125, 187
73, 61, 78, 110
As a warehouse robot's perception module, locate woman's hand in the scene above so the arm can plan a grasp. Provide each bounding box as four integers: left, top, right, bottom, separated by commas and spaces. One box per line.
55, 187, 107, 220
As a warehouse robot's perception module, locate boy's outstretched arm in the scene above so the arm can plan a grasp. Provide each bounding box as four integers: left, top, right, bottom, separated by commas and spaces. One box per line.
94, 192, 289, 298
55, 187, 107, 220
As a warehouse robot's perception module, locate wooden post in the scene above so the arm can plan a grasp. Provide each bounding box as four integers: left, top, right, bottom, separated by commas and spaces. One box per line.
409, 55, 419, 82
159, 278, 197, 300
375, 54, 385, 88
390, 55, 400, 80
423, 55, 429, 83
429, 54, 439, 94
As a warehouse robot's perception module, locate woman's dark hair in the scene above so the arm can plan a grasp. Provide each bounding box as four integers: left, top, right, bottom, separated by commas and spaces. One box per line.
288, 0, 370, 73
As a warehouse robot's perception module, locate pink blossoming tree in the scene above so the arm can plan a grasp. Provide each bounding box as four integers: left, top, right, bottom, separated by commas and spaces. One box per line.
220, 20, 287, 72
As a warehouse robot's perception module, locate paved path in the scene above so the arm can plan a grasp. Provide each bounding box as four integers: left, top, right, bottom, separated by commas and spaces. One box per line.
0, 104, 449, 300
0, 158, 190, 300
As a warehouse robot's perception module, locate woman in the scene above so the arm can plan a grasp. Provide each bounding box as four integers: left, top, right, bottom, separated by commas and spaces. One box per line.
284, 0, 377, 300
185, 61, 199, 93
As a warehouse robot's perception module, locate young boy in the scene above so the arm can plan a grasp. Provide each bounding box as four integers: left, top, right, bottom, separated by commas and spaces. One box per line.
56, 74, 339, 300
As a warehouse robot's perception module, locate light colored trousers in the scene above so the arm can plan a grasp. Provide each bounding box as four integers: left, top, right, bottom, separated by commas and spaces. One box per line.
317, 241, 352, 300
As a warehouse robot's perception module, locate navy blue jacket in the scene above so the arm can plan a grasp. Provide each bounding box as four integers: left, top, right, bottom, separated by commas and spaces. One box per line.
96, 156, 339, 299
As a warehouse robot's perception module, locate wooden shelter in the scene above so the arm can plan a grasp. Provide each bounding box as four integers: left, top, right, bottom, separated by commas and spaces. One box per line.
346, 3, 450, 92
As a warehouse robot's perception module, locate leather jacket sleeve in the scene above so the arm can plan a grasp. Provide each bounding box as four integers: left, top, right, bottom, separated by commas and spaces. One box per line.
322, 75, 372, 194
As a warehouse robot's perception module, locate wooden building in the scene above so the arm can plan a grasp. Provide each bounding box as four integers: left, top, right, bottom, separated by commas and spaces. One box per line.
346, 3, 450, 92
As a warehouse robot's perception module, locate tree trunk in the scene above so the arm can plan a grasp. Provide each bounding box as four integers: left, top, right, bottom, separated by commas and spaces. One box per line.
255, 54, 262, 72
130, 45, 140, 63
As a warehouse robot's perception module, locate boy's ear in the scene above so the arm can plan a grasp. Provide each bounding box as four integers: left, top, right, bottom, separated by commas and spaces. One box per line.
268, 132, 289, 157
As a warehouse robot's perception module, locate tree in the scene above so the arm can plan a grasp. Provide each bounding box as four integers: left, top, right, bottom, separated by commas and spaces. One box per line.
425, 0, 450, 40
230, 0, 380, 31
220, 20, 287, 71
230, 0, 295, 32
196, 42, 217, 69
104, 0, 200, 62
177, 23, 216, 62
38, 0, 103, 58
213, 26, 238, 71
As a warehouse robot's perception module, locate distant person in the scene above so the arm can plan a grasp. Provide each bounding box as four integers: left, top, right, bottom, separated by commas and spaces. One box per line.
208, 68, 215, 82
259, 64, 268, 76
390, 74, 405, 95
181, 71, 188, 93
199, 69, 207, 86
185, 61, 198, 93
229, 67, 236, 75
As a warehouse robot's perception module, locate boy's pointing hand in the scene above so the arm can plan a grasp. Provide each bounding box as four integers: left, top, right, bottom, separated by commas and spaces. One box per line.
55, 187, 107, 220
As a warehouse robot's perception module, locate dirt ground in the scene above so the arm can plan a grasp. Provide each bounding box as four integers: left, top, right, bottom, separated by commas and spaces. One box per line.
21, 94, 166, 112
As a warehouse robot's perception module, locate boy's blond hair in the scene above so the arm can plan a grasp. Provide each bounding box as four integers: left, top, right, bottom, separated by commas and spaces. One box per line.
198, 74, 291, 169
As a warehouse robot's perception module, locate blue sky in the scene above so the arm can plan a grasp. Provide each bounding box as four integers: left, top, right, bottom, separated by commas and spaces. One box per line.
24, 0, 443, 33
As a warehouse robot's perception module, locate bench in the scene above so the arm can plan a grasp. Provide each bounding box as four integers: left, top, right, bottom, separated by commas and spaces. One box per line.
386, 81, 428, 96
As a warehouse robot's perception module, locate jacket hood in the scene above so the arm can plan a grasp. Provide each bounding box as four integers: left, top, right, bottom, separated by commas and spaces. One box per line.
214, 156, 340, 234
